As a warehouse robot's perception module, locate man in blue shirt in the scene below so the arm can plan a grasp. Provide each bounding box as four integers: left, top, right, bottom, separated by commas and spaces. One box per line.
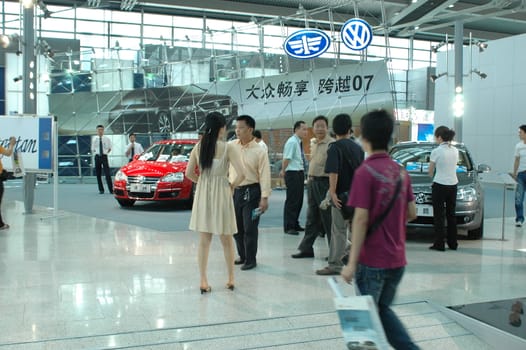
280, 121, 308, 235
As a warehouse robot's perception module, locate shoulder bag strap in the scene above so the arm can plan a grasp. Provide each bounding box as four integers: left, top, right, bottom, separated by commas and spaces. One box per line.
366, 168, 403, 237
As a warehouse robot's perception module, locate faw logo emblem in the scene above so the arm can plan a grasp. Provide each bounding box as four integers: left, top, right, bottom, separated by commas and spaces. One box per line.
283, 29, 331, 59
341, 18, 373, 51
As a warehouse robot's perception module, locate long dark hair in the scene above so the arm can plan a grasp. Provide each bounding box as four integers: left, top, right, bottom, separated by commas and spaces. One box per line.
199, 112, 226, 170
434, 125, 455, 142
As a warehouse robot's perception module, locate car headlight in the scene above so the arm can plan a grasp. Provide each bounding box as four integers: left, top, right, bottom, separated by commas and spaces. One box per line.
457, 185, 477, 202
115, 170, 127, 181
161, 172, 184, 182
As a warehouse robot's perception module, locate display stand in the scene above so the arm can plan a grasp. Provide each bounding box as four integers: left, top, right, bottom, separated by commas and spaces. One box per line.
480, 172, 516, 241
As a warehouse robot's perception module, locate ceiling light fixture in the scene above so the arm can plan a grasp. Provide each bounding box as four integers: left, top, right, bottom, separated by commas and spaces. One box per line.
429, 72, 447, 83
472, 69, 488, 79
37, 0, 52, 18
431, 41, 447, 53
475, 41, 488, 52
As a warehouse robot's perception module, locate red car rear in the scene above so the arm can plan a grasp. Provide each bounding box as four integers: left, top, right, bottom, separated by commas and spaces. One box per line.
113, 139, 198, 207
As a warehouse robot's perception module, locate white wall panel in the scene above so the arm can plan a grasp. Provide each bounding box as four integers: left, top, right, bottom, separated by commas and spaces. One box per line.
434, 33, 526, 173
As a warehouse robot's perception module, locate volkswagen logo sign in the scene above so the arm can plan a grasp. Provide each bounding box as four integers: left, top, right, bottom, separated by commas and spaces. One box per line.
283, 29, 331, 59
341, 18, 373, 51
415, 193, 426, 204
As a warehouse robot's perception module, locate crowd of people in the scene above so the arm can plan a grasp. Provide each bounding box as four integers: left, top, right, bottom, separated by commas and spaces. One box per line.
4, 110, 526, 349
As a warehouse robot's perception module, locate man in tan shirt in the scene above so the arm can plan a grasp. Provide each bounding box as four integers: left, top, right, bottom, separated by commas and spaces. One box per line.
292, 116, 334, 258
229, 115, 272, 271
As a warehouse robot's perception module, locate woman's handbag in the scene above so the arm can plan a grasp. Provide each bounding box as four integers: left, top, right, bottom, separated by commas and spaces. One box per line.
0, 169, 10, 181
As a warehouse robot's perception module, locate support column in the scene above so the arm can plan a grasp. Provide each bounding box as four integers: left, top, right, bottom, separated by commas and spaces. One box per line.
22, 4, 36, 214
454, 20, 463, 142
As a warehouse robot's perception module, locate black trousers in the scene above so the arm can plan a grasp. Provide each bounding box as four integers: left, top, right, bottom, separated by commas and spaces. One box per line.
298, 177, 331, 253
233, 184, 261, 265
432, 182, 458, 247
0, 180, 4, 226
283, 170, 304, 231
95, 154, 113, 193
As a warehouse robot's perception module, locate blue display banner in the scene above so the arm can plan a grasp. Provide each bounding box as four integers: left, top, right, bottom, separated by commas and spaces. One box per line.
39, 117, 52, 170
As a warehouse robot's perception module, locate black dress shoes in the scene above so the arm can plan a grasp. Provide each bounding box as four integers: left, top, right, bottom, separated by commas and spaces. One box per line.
291, 251, 314, 258
429, 244, 445, 252
295, 226, 305, 232
234, 258, 245, 265
285, 229, 299, 235
241, 262, 257, 270
99, 191, 104, 194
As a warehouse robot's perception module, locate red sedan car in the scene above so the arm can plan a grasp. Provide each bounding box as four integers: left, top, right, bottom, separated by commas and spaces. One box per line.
113, 139, 198, 207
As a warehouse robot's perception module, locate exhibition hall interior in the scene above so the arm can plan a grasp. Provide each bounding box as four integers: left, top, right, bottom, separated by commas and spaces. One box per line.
1, 0, 526, 349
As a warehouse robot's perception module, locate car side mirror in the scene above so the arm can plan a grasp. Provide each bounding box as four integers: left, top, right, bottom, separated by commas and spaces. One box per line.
477, 164, 491, 173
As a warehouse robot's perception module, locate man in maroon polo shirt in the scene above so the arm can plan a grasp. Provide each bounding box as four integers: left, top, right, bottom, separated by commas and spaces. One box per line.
341, 110, 419, 350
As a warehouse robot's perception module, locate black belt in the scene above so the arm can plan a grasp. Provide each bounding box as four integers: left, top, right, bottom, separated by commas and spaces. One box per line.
309, 176, 328, 181
286, 170, 304, 173
237, 183, 259, 190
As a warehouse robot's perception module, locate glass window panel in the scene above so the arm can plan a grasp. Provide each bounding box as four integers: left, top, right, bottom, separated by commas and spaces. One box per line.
77, 34, 108, 49
143, 13, 173, 26
39, 30, 74, 39
173, 16, 203, 29
206, 18, 235, 32
109, 37, 140, 51
413, 49, 431, 61
110, 11, 142, 23
77, 20, 106, 35
173, 28, 202, 43
387, 47, 409, 59
76, 8, 110, 20
111, 23, 141, 38
390, 59, 409, 70
143, 25, 173, 42
412, 60, 431, 69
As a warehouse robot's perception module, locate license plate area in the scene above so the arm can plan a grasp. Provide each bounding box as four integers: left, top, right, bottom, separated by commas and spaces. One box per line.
130, 183, 151, 193
416, 204, 433, 217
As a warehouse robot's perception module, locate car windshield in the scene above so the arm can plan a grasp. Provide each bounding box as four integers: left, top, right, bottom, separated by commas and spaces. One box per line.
390, 144, 473, 173
138, 143, 195, 162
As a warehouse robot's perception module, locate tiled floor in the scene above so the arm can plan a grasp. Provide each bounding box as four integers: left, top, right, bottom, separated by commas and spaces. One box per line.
0, 196, 525, 349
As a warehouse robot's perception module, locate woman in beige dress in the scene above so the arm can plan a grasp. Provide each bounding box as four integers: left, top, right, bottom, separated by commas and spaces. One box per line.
186, 112, 245, 294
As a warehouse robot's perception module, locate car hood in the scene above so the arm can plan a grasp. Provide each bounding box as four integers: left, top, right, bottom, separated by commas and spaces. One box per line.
408, 171, 477, 187
120, 161, 188, 177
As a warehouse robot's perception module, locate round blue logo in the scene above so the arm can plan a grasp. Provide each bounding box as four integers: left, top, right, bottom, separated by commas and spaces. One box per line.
283, 29, 331, 59
341, 18, 373, 51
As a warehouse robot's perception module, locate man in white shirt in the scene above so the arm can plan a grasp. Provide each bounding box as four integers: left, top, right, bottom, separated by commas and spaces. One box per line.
125, 133, 144, 162
513, 125, 526, 227
253, 130, 268, 153
92, 125, 113, 194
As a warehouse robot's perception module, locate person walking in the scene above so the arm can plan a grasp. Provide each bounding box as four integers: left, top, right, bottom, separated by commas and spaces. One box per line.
92, 125, 113, 194
0, 136, 16, 230
428, 126, 459, 251
316, 114, 363, 275
292, 116, 334, 259
230, 115, 271, 271
341, 110, 419, 350
186, 112, 245, 294
512, 125, 526, 227
280, 121, 308, 235
125, 133, 144, 162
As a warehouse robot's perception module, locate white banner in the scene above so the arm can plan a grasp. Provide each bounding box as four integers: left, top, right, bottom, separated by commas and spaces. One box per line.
0, 115, 53, 172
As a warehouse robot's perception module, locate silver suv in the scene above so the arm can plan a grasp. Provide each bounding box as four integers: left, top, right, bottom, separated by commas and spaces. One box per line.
389, 142, 491, 239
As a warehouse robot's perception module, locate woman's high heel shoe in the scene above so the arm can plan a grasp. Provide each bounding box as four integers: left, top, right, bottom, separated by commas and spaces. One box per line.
226, 283, 235, 291
200, 286, 212, 294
